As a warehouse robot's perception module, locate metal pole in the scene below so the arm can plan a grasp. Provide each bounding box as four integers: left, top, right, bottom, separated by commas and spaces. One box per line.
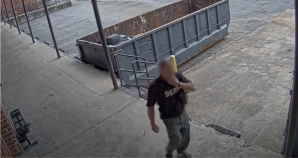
114, 54, 123, 86
42, 0, 60, 58
3, 0, 12, 28
9, 0, 21, 34
91, 0, 118, 89
285, 0, 298, 156
281, 95, 292, 155
132, 62, 141, 97
21, 0, 34, 43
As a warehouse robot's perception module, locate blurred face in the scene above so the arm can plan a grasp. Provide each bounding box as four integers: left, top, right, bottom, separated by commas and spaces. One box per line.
160, 61, 175, 80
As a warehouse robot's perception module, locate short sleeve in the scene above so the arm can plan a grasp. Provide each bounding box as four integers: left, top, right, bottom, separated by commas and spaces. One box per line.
176, 72, 191, 83
146, 84, 157, 107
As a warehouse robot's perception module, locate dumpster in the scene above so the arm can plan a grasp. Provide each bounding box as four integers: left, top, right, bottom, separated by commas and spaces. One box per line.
77, 0, 230, 86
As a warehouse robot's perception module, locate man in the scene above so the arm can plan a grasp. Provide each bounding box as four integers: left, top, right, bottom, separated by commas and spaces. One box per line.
146, 60, 195, 158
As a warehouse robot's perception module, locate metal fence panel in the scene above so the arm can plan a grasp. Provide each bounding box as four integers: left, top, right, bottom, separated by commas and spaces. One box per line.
117, 0, 229, 85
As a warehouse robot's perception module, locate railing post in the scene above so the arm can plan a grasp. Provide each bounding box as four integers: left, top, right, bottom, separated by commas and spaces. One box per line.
167, 26, 174, 55
195, 14, 201, 41
132, 62, 141, 97
21, 0, 35, 43
42, 0, 61, 58
182, 20, 189, 48
216, 5, 221, 29
9, 0, 21, 34
114, 54, 123, 86
151, 33, 159, 62
206, 9, 211, 35
91, 0, 119, 90
144, 62, 150, 84
3, 0, 12, 28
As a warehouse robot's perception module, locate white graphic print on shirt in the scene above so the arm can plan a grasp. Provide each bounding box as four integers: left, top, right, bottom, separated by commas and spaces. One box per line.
164, 86, 181, 98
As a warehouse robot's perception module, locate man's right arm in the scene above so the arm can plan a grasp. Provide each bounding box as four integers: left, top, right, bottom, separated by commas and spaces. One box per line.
147, 107, 155, 125
146, 85, 157, 125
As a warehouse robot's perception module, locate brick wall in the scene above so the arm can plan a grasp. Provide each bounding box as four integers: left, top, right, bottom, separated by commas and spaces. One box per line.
1, 0, 38, 17
1, 136, 13, 158
1, 107, 24, 157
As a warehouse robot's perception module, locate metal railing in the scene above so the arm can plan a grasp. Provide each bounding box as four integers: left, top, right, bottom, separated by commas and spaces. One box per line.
114, 53, 146, 85
1, 0, 119, 90
115, 52, 158, 98
1, 0, 63, 58
131, 60, 158, 98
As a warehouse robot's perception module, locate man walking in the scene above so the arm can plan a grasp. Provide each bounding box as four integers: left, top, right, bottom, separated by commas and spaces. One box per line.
146, 60, 195, 158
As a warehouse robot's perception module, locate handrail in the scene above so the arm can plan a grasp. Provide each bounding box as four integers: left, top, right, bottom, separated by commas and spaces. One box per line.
137, 77, 155, 80
114, 53, 146, 59
131, 60, 159, 65
131, 60, 158, 97
114, 53, 146, 85
117, 68, 146, 73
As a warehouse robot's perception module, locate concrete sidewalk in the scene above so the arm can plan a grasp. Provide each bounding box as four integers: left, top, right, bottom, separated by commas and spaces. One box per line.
1, 23, 281, 157
185, 9, 294, 153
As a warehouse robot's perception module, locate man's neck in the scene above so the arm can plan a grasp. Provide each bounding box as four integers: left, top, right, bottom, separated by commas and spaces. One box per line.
160, 75, 168, 81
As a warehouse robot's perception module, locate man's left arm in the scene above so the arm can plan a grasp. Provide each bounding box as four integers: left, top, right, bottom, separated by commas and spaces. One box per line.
178, 73, 196, 91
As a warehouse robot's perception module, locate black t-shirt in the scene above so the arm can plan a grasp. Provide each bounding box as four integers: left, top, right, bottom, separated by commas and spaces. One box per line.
146, 72, 191, 118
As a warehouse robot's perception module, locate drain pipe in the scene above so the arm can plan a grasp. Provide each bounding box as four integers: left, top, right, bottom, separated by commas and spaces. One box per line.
284, 0, 298, 157
91, 0, 118, 89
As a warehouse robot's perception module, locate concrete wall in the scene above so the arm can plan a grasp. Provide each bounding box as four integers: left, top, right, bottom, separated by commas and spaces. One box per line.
0, 106, 24, 157
5, 1, 72, 25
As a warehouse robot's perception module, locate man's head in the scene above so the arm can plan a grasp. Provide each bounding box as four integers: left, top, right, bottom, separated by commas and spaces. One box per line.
159, 60, 175, 80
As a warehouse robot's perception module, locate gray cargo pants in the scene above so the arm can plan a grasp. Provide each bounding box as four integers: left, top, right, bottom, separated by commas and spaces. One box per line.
163, 111, 190, 153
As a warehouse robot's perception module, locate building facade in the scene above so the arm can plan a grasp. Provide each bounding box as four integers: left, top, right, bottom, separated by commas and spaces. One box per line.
1, 105, 24, 157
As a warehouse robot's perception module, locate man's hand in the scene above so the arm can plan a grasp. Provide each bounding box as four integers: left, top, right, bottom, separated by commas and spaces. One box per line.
168, 76, 180, 87
151, 123, 159, 133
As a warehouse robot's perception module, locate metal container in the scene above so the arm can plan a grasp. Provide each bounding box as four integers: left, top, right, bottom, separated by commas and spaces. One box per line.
77, 0, 230, 85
